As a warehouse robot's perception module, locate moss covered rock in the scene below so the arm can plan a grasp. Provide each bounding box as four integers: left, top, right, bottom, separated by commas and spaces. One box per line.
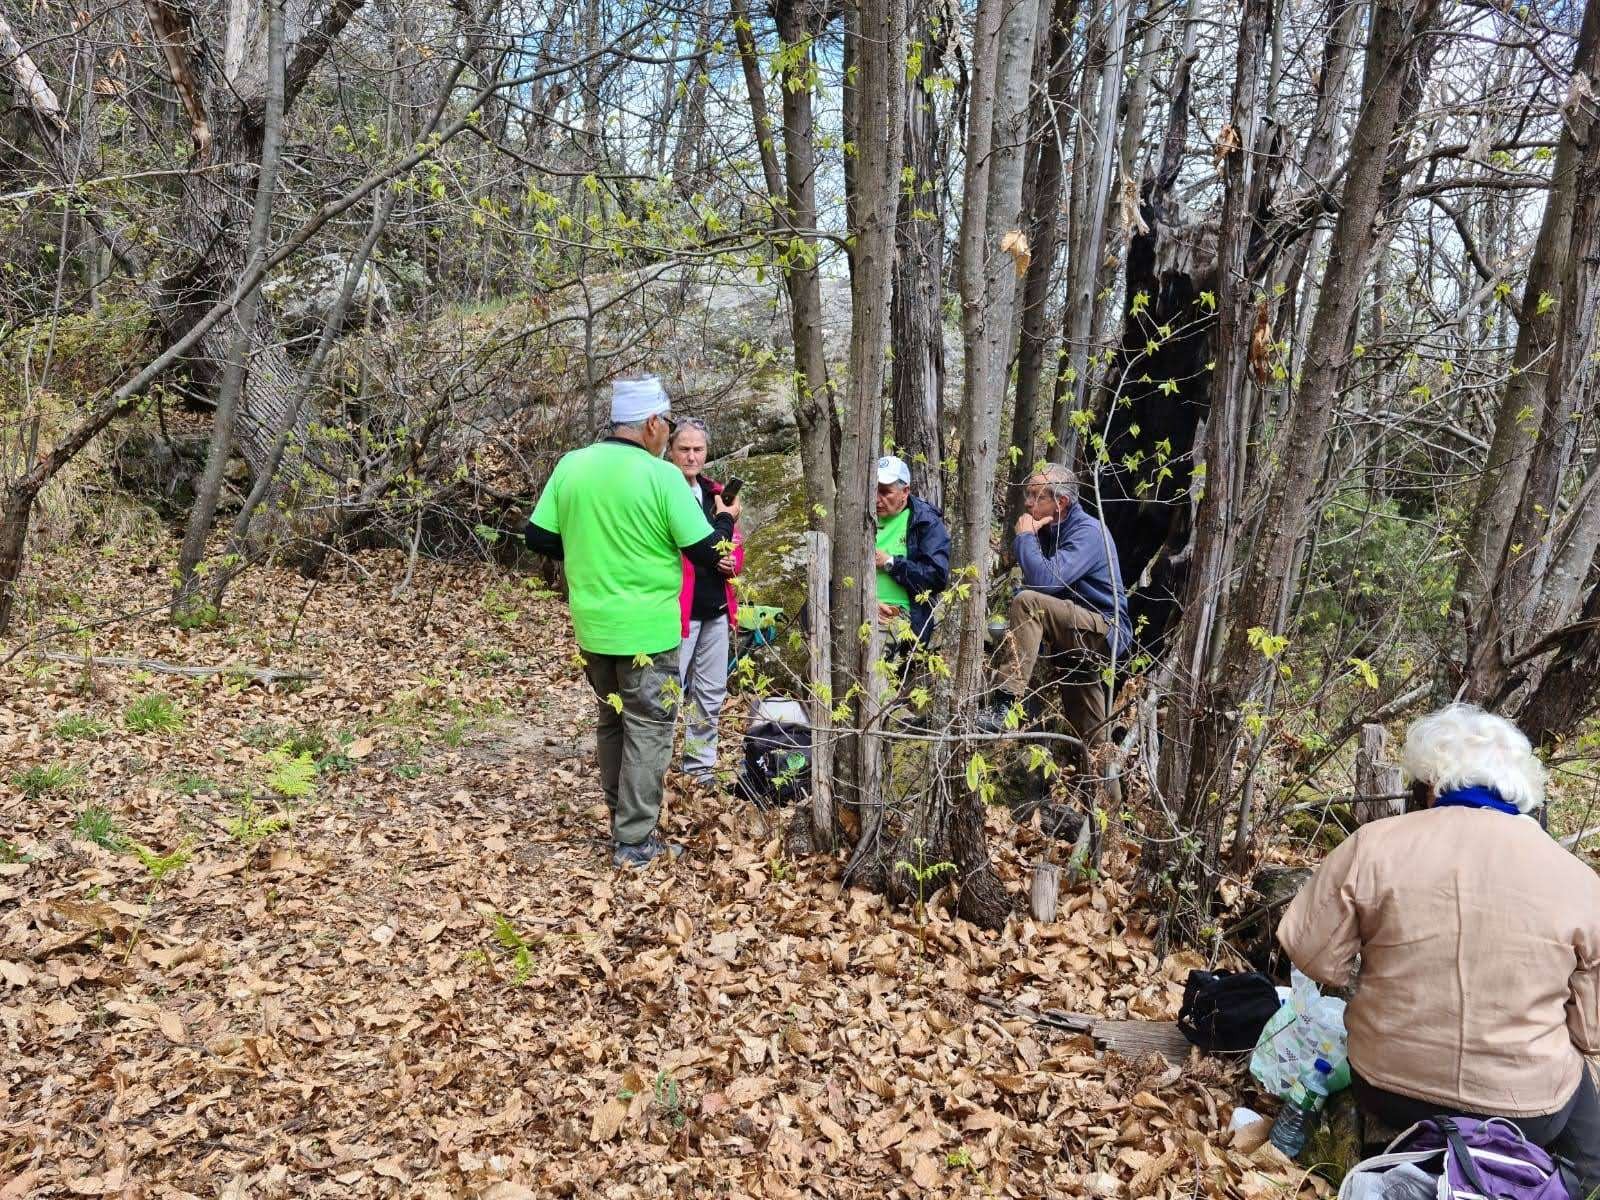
731, 451, 812, 627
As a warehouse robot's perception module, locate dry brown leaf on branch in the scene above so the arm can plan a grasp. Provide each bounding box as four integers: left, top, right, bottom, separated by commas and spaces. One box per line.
1250, 302, 1273, 386
1120, 173, 1149, 237
1001, 229, 1032, 277
1214, 123, 1241, 172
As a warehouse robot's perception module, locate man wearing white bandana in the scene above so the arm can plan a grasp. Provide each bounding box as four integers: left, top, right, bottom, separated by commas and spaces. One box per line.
526, 376, 741, 867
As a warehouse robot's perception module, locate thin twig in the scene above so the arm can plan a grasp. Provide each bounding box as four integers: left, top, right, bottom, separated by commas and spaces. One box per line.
37, 652, 318, 682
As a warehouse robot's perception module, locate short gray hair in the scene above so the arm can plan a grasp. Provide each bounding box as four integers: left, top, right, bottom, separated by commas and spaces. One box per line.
1028, 463, 1078, 504
1400, 703, 1546, 813
668, 416, 709, 447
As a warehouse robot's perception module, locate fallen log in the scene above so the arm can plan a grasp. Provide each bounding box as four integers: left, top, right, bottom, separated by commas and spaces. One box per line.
40, 652, 318, 684
977, 994, 1196, 1063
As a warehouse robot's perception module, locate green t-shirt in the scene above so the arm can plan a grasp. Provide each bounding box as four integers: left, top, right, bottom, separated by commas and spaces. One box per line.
876, 507, 912, 612
530, 441, 715, 656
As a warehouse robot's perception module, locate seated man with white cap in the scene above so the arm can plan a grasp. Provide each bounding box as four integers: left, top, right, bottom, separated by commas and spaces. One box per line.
526, 376, 740, 867
872, 454, 951, 650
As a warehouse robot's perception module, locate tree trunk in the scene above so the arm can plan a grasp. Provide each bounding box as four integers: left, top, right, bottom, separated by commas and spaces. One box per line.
1224, 0, 1440, 670
1152, 0, 1275, 873
151, 0, 368, 496
1517, 557, 1600, 749
1157, 0, 1440, 912
835, 0, 904, 885
1459, 0, 1600, 623
745, 0, 837, 528
670, 0, 715, 197
945, 0, 1043, 930
806, 530, 836, 851
1003, 0, 1079, 535
1048, 0, 1130, 461
174, 0, 287, 608
1466, 0, 1600, 703
890, 6, 951, 511
0, 6, 66, 124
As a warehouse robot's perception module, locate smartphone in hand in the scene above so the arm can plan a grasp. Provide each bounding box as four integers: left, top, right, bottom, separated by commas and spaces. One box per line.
721, 477, 745, 503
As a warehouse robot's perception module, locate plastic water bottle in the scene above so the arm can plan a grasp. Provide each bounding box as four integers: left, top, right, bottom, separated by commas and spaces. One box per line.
1268, 1058, 1333, 1158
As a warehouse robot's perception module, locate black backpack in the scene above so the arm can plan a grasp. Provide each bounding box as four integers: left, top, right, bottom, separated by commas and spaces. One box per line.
1177, 969, 1281, 1052
736, 700, 812, 809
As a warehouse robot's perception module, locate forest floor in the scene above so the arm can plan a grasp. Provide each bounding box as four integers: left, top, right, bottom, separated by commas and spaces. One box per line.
1, 540, 1323, 1198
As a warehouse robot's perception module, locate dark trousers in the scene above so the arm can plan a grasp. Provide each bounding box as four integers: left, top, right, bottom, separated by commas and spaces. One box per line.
1354, 1070, 1600, 1194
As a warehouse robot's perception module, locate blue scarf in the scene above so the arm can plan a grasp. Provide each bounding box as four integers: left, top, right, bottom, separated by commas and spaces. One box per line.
1434, 785, 1521, 816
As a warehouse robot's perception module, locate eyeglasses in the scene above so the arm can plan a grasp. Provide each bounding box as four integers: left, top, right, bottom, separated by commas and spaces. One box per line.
1023, 486, 1053, 500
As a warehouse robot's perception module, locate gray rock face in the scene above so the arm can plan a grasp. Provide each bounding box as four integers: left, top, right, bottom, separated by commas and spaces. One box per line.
701, 379, 798, 457
264, 253, 391, 341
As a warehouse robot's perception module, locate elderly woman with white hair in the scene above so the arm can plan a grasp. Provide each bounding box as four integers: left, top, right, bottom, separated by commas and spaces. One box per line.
1278, 704, 1600, 1187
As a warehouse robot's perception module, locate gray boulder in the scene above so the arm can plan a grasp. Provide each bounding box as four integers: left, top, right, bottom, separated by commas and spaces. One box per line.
264, 253, 391, 341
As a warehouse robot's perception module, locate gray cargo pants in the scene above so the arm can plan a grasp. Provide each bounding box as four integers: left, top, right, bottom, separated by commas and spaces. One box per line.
678, 615, 730, 777
583, 650, 677, 846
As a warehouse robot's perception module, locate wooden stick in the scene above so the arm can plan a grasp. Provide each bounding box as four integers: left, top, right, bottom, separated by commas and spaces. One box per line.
805, 530, 834, 852
1064, 808, 1095, 885
1353, 723, 1404, 825
40, 652, 318, 683
1029, 862, 1061, 922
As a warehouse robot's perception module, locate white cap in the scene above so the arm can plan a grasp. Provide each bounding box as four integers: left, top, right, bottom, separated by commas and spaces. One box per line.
611, 376, 670, 424
876, 455, 911, 487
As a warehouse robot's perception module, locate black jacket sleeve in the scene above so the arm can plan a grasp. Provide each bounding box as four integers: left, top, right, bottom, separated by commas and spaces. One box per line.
526, 520, 564, 560
681, 513, 735, 571
889, 504, 951, 600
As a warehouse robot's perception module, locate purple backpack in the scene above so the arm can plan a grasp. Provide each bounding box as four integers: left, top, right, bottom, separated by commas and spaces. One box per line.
1339, 1117, 1574, 1200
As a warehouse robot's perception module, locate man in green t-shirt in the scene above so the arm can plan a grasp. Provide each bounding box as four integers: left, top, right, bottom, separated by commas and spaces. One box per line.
872, 455, 951, 655
526, 377, 739, 867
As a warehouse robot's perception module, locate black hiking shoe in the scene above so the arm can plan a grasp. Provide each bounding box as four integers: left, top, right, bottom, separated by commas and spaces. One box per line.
976, 692, 1033, 735
612, 836, 685, 868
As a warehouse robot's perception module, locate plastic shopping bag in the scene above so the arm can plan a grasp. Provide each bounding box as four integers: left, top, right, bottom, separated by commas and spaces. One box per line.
1249, 968, 1351, 1096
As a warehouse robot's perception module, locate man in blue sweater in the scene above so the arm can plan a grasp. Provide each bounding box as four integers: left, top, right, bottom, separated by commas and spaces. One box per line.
979, 465, 1131, 760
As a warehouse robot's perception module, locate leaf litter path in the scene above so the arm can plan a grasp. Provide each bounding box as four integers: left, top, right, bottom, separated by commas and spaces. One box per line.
0, 547, 1317, 1198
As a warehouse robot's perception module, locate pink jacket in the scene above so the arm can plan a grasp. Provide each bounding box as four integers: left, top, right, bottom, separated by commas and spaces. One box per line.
679, 476, 744, 637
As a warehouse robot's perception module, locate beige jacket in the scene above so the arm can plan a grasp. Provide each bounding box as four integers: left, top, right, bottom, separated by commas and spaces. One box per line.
1277, 805, 1600, 1116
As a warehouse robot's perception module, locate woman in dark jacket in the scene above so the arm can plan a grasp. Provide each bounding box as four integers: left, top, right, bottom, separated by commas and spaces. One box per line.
669, 419, 743, 785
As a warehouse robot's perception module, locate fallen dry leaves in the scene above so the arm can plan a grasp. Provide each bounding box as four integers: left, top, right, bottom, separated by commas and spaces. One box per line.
0, 540, 1327, 1198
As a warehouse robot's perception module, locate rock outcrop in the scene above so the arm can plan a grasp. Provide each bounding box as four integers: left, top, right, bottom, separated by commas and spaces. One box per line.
264, 252, 392, 342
